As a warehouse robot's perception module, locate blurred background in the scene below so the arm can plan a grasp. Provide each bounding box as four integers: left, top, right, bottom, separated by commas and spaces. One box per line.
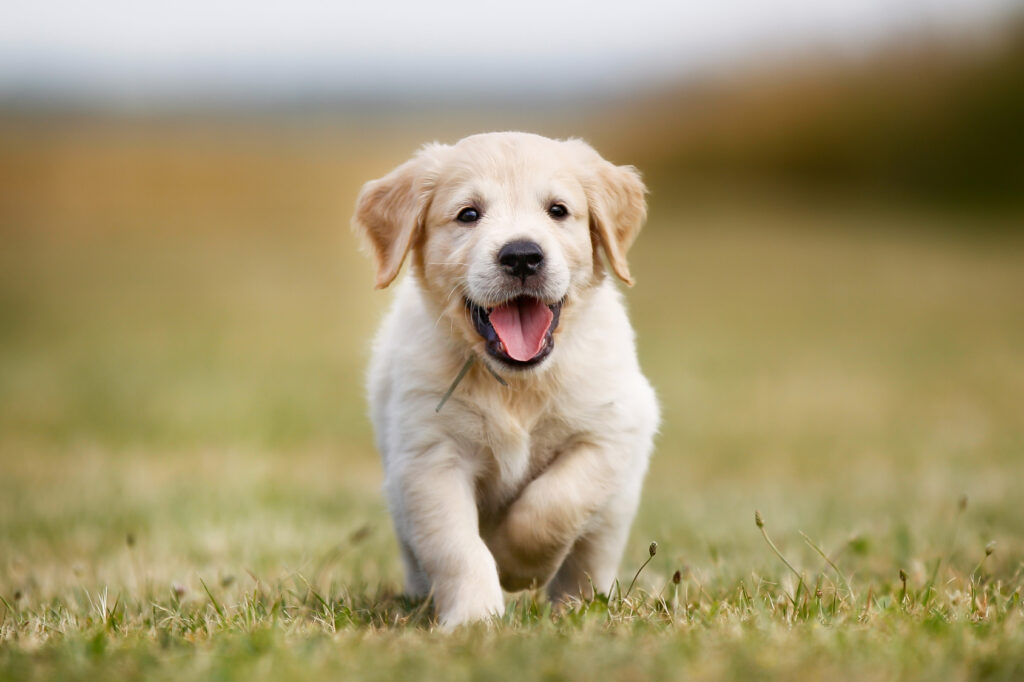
1, 0, 1023, 598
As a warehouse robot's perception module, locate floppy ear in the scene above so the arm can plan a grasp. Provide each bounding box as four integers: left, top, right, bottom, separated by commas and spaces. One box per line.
573, 142, 648, 286
352, 149, 438, 289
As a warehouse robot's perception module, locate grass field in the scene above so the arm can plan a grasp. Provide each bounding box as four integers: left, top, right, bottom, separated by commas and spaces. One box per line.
1, 121, 1023, 680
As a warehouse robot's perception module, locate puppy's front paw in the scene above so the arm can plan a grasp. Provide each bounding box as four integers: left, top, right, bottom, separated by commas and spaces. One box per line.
488, 505, 566, 592
433, 548, 505, 630
436, 575, 504, 630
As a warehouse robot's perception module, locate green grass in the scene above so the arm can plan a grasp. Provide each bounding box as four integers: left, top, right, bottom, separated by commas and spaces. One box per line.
2, 124, 1024, 680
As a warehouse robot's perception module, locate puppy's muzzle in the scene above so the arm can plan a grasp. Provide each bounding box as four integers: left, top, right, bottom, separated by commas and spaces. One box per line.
498, 240, 544, 283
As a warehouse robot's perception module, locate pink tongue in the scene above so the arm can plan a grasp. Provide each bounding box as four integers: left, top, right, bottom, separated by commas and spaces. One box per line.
489, 298, 554, 362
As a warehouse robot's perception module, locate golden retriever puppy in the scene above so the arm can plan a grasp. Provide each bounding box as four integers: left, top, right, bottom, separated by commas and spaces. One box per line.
353, 132, 659, 628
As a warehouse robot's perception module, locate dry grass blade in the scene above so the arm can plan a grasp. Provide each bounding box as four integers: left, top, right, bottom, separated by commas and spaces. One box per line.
800, 531, 857, 603
200, 578, 226, 621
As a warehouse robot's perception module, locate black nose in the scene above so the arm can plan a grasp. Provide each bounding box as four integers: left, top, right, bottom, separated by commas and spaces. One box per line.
498, 240, 544, 281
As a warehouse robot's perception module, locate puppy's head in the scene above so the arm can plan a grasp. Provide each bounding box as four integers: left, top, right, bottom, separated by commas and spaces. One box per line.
353, 132, 646, 373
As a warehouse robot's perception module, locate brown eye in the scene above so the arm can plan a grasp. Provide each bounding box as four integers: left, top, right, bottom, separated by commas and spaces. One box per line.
456, 207, 480, 223
548, 203, 569, 220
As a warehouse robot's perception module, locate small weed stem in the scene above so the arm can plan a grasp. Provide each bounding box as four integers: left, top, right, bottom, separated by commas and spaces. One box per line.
755, 511, 805, 605
623, 542, 658, 600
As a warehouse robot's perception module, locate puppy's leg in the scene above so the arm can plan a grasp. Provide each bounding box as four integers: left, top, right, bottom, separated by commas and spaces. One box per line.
486, 443, 618, 591
397, 538, 430, 598
546, 474, 644, 603
389, 446, 504, 628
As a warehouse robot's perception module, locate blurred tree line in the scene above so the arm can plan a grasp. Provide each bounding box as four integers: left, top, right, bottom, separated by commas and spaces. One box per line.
609, 16, 1024, 209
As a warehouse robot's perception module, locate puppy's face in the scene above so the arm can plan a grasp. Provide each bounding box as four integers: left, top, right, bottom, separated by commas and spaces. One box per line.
354, 133, 646, 373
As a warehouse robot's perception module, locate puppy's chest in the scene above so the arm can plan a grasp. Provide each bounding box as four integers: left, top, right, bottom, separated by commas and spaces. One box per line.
473, 411, 573, 515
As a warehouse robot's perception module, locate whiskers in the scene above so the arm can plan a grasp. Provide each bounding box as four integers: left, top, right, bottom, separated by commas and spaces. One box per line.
434, 282, 467, 330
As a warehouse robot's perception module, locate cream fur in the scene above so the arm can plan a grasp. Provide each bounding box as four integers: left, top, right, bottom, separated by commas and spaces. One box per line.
353, 132, 659, 628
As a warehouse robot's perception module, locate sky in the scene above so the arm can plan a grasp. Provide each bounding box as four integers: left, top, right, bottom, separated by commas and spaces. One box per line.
0, 0, 1018, 102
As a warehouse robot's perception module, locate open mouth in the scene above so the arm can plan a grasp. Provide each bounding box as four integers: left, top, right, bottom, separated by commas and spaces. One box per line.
467, 296, 562, 368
